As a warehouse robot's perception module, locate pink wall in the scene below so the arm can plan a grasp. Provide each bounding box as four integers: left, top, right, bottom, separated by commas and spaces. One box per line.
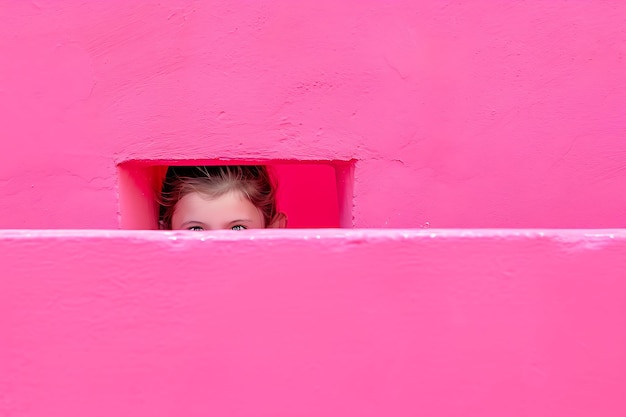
1, 229, 626, 416
2, 1, 626, 416
1, 1, 625, 228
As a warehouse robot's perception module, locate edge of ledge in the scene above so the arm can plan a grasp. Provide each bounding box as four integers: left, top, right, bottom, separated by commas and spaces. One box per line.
0, 228, 624, 243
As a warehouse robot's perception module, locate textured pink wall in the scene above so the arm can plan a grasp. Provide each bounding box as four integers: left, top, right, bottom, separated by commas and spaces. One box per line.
2, 230, 626, 416
1, 1, 625, 228
2, 1, 626, 416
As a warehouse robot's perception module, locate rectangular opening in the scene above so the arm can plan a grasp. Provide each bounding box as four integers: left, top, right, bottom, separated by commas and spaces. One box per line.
117, 160, 355, 230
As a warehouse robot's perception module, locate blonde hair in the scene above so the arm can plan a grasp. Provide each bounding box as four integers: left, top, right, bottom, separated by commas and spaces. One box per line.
159, 165, 278, 230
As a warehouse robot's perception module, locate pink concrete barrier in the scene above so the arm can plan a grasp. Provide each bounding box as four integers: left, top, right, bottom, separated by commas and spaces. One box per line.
1, 229, 625, 416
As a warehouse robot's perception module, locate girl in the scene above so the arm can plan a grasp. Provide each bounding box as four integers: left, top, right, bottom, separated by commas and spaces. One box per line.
159, 165, 287, 230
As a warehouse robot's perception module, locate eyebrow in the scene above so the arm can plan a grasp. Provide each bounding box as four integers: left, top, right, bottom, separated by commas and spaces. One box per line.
180, 221, 207, 228
228, 219, 253, 224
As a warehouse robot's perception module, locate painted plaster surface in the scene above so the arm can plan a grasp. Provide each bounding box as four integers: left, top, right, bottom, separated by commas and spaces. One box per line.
1, 229, 626, 416
0, 1, 625, 228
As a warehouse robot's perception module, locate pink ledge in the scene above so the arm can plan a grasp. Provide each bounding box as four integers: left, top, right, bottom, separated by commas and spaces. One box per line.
1, 229, 625, 416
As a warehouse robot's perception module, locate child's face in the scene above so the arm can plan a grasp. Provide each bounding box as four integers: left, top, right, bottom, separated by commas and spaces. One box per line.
171, 190, 266, 231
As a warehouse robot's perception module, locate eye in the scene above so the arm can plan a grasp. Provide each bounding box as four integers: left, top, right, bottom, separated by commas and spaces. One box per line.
231, 225, 247, 231
187, 225, 205, 231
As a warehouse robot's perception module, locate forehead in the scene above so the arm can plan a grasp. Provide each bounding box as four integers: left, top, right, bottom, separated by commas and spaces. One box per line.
172, 190, 264, 225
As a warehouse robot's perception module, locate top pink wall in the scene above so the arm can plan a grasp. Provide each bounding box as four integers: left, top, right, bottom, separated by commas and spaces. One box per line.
1, 1, 625, 228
